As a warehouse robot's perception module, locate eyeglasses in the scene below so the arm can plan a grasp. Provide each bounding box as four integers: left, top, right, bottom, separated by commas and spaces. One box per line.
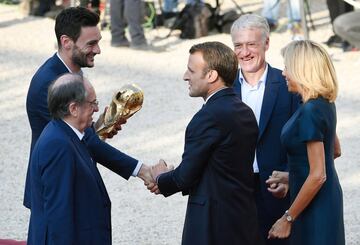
86, 99, 99, 108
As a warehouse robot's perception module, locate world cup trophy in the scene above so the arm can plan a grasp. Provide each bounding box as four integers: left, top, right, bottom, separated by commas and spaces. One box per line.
96, 84, 144, 139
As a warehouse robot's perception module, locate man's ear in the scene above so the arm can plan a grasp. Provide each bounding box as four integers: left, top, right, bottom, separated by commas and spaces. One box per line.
68, 102, 78, 117
207, 69, 219, 84
265, 37, 270, 51
60, 35, 73, 50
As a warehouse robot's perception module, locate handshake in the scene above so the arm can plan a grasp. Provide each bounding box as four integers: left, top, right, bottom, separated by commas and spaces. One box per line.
138, 160, 174, 195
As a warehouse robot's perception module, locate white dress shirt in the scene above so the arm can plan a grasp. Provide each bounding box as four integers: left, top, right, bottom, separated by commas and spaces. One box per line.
64, 120, 85, 141
238, 64, 268, 173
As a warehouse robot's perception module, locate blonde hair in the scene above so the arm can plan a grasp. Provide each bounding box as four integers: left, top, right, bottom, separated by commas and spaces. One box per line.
282, 40, 338, 102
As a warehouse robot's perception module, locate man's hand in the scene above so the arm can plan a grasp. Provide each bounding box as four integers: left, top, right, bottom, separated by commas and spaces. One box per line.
94, 106, 107, 131
267, 182, 289, 198
103, 118, 127, 139
94, 106, 127, 139
266, 171, 289, 198
137, 164, 155, 185
146, 159, 174, 194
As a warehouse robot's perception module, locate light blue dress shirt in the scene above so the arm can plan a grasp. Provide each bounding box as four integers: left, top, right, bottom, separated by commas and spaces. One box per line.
239, 64, 268, 173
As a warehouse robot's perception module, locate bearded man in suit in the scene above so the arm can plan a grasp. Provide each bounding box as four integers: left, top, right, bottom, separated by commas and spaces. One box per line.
24, 7, 154, 211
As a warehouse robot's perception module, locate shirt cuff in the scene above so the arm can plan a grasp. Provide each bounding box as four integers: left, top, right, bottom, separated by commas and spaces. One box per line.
131, 161, 142, 177
156, 174, 160, 184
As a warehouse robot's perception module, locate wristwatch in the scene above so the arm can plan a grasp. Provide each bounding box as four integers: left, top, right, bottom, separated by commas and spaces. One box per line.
284, 210, 294, 223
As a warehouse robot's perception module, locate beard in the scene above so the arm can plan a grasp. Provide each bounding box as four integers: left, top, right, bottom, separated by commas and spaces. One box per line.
71, 44, 94, 68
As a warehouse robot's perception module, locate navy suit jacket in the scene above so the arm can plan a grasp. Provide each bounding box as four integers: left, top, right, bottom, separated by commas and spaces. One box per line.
157, 88, 262, 245
233, 65, 300, 239
24, 53, 138, 208
27, 120, 111, 245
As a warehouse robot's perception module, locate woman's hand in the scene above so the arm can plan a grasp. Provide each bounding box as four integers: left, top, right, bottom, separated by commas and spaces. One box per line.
268, 216, 292, 239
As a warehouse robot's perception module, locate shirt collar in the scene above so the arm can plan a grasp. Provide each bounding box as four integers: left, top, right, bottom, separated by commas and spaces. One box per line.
56, 52, 83, 75
63, 120, 85, 141
205, 87, 228, 104
239, 63, 269, 88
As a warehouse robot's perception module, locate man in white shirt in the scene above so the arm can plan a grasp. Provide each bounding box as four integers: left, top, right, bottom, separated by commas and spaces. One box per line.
230, 14, 300, 245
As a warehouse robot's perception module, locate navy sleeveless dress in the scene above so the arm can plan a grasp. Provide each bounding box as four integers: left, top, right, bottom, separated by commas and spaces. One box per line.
280, 97, 345, 245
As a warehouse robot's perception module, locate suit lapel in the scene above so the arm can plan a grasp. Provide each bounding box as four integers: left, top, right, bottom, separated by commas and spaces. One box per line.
57, 120, 111, 205
77, 137, 111, 205
51, 53, 70, 75
57, 120, 95, 171
258, 65, 281, 140
233, 69, 242, 100
234, 67, 281, 140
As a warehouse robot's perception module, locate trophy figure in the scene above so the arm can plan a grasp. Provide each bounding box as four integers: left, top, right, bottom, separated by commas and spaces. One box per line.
96, 84, 144, 139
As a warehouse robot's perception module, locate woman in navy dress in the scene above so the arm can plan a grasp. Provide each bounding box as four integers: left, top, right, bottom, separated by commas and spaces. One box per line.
268, 40, 345, 245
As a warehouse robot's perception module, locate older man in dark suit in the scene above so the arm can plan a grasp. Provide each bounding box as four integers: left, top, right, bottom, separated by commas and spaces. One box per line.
149, 41, 262, 245
24, 7, 153, 210
28, 74, 113, 244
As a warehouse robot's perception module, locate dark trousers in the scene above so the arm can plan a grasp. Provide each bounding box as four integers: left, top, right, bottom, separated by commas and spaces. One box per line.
334, 11, 360, 49
326, 0, 354, 23
254, 173, 289, 245
110, 0, 146, 45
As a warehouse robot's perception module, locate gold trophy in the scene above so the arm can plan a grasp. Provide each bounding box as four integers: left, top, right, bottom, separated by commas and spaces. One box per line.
96, 84, 144, 139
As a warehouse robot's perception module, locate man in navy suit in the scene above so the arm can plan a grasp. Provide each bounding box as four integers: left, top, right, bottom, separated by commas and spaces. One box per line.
24, 7, 154, 210
149, 42, 262, 245
230, 14, 300, 245
28, 73, 115, 244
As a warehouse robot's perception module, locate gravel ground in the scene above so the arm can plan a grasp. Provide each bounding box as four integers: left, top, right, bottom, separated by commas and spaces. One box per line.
0, 1, 359, 244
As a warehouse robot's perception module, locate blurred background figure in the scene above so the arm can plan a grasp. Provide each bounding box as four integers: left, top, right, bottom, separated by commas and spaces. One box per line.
19, 0, 69, 17
162, 0, 202, 17
110, 0, 147, 49
261, 0, 303, 39
31, 0, 56, 16
333, 10, 360, 51
324, 0, 355, 51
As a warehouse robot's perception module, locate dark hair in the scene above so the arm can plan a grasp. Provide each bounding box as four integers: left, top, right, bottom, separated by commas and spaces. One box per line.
48, 73, 87, 119
189, 41, 238, 87
55, 7, 100, 48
